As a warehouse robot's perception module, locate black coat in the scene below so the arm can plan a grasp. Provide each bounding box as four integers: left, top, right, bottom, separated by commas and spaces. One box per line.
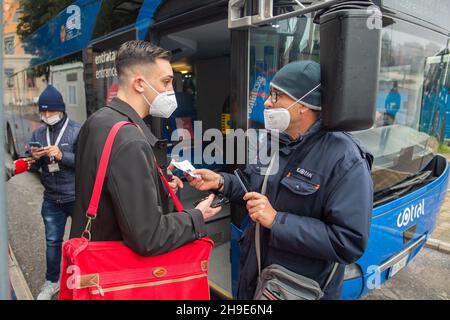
70, 98, 207, 256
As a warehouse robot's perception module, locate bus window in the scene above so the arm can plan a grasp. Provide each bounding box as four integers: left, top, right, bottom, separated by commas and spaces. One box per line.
354, 21, 449, 194
248, 15, 319, 130
86, 29, 136, 117
92, 0, 144, 39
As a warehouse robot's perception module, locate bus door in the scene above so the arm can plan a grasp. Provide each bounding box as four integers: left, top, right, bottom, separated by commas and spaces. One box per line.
149, 0, 236, 298
420, 50, 450, 144
227, 0, 322, 298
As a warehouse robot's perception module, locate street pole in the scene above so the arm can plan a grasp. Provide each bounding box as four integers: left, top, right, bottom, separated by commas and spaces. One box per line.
0, 0, 12, 300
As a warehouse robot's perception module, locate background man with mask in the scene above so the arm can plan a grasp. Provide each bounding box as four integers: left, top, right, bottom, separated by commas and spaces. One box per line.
187, 61, 374, 300
70, 41, 220, 267
30, 84, 81, 299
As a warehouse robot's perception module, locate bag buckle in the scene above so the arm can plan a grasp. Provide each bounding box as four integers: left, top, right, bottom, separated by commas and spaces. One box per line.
82, 216, 94, 241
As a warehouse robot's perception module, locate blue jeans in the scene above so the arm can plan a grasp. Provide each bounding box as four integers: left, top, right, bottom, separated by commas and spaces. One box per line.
41, 199, 74, 283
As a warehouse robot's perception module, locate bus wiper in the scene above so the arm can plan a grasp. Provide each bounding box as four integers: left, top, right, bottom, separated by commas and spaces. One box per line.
373, 170, 434, 206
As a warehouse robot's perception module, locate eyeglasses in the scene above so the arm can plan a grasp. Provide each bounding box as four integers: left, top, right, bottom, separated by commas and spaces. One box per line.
269, 89, 285, 103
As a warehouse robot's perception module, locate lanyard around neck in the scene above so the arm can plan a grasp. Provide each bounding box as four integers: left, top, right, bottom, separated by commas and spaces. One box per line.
46, 118, 69, 147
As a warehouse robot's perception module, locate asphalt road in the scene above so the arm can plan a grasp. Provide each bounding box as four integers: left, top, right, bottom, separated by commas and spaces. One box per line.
5, 165, 450, 300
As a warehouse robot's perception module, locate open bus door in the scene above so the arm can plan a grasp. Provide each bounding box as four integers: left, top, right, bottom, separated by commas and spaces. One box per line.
148, 0, 236, 299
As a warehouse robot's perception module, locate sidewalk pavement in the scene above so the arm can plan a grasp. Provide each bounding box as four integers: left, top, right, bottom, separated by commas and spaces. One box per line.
8, 245, 33, 300
426, 154, 450, 254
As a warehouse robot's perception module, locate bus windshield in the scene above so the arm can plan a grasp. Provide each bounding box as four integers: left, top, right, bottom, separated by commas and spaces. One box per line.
248, 14, 449, 193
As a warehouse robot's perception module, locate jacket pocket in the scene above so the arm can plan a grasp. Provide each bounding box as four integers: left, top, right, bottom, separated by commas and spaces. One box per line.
280, 175, 320, 196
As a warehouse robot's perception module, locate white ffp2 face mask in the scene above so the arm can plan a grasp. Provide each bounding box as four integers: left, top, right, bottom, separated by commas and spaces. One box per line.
141, 79, 178, 118
264, 108, 292, 132
264, 84, 321, 132
41, 114, 62, 126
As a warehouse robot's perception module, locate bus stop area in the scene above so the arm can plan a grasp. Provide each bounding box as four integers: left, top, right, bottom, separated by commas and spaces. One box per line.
2, 0, 450, 302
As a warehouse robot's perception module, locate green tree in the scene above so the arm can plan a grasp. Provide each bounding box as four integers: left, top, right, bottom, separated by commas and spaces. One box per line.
17, 0, 74, 42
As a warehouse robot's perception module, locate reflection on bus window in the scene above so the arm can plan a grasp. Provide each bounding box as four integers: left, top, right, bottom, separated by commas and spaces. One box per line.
358, 22, 448, 193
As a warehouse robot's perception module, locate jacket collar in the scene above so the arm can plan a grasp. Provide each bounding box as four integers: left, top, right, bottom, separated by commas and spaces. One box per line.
277, 119, 323, 155
108, 97, 159, 147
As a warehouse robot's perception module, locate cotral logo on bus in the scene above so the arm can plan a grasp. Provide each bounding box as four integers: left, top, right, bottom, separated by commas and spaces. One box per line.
396, 199, 425, 228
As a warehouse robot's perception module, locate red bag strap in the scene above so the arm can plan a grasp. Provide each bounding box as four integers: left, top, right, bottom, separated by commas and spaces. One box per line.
86, 121, 183, 219
156, 166, 184, 212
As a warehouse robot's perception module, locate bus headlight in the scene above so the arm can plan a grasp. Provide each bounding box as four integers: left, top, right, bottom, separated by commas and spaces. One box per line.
344, 263, 363, 280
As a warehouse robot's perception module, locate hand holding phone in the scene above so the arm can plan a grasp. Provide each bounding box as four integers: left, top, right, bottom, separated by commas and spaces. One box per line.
194, 194, 222, 220
193, 194, 230, 208
30, 142, 47, 160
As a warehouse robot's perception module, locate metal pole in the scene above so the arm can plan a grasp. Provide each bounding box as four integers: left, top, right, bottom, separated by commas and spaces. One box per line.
0, 0, 12, 300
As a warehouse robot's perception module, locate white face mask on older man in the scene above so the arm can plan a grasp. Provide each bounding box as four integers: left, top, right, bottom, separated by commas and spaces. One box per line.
264, 84, 321, 132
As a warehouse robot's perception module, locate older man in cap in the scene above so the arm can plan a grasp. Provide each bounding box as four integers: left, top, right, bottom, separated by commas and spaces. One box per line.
30, 84, 81, 299
187, 60, 374, 299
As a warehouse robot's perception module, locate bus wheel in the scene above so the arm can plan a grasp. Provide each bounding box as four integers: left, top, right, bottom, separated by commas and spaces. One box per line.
7, 127, 18, 160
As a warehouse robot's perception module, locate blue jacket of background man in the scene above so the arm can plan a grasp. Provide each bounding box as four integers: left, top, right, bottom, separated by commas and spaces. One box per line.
221, 119, 374, 300
31, 115, 81, 203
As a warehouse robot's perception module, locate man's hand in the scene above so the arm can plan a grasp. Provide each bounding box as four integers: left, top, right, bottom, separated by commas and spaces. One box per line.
31, 147, 47, 160
13, 158, 35, 175
22, 157, 35, 169
166, 163, 184, 193
195, 194, 222, 220
45, 146, 63, 161
243, 192, 277, 229
186, 169, 222, 191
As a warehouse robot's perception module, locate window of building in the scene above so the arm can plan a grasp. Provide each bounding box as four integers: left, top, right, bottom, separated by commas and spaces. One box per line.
12, 9, 23, 23
4, 68, 14, 88
4, 36, 15, 55
68, 85, 77, 105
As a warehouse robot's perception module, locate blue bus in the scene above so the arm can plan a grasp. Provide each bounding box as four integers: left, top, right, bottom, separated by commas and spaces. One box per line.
3, 0, 450, 299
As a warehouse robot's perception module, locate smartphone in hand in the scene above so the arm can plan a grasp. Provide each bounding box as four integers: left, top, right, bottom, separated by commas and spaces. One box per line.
29, 141, 43, 148
193, 194, 230, 208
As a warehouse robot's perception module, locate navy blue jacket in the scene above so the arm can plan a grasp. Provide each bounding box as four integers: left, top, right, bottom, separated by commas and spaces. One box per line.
31, 115, 81, 203
222, 120, 373, 300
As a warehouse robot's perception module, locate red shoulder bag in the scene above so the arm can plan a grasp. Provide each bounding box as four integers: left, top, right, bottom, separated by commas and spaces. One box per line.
59, 121, 213, 300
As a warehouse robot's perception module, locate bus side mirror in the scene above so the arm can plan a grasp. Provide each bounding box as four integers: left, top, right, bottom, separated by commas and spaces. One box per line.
319, 7, 382, 131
